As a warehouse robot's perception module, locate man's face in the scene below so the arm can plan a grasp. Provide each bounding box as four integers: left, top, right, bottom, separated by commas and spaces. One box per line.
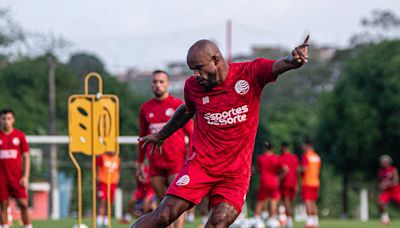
380, 159, 390, 168
0, 113, 14, 130
188, 55, 218, 91
151, 73, 169, 98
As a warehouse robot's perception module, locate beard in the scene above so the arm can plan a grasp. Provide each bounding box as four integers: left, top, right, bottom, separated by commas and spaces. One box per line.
202, 73, 217, 92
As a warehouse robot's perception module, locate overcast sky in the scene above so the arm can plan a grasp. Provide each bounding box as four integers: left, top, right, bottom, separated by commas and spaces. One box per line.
2, 0, 400, 73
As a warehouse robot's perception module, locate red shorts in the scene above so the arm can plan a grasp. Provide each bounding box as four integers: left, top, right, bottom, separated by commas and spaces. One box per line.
150, 164, 182, 178
167, 161, 250, 213
256, 185, 280, 201
133, 188, 156, 201
281, 186, 297, 201
379, 186, 400, 204
98, 182, 117, 203
0, 180, 28, 201
301, 186, 319, 201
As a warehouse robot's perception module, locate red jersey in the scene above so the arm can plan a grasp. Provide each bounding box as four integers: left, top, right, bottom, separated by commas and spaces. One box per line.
0, 129, 29, 182
257, 152, 282, 188
138, 95, 193, 169
184, 58, 276, 177
379, 166, 399, 190
280, 151, 299, 188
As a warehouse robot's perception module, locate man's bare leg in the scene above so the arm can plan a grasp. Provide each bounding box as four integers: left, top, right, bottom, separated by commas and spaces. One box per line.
151, 176, 168, 200
168, 174, 186, 228
131, 195, 192, 228
16, 198, 31, 225
0, 200, 9, 225
254, 200, 265, 218
205, 202, 239, 228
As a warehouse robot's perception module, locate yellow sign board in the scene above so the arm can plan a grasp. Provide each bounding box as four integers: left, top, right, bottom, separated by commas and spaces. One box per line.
68, 74, 119, 155
68, 72, 120, 228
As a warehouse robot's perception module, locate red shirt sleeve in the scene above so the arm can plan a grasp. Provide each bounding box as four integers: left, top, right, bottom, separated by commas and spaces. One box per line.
20, 133, 29, 153
138, 105, 148, 163
184, 79, 196, 113
248, 58, 277, 89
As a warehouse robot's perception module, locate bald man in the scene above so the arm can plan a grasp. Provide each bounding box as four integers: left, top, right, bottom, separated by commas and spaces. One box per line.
132, 36, 310, 228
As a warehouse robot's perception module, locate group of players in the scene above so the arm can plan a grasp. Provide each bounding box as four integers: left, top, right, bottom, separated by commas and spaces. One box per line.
1, 35, 399, 228
254, 141, 320, 228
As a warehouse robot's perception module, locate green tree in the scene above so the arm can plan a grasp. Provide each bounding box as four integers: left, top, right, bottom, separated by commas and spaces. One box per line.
316, 39, 400, 216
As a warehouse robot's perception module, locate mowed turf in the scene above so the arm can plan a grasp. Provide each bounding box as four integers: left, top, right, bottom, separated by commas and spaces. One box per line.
11, 219, 400, 227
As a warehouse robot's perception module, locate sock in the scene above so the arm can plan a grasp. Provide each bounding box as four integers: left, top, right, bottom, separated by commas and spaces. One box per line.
104, 216, 109, 226
201, 216, 208, 225
381, 212, 390, 222
287, 216, 293, 226
306, 216, 313, 226
313, 215, 319, 226
2, 225, 9, 228
97, 215, 104, 226
187, 212, 195, 223
24, 225, 33, 228
124, 213, 132, 221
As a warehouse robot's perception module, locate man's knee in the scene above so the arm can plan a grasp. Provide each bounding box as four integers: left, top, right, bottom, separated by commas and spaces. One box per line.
0, 201, 9, 210
154, 203, 180, 225
208, 213, 232, 227
16, 199, 28, 210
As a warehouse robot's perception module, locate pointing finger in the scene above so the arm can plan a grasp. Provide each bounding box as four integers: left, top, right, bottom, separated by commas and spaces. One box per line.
303, 34, 310, 45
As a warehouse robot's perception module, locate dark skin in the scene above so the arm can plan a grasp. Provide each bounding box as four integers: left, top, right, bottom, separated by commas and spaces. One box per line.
133, 36, 309, 228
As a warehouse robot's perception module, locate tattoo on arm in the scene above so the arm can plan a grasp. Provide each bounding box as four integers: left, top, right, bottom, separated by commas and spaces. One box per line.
159, 104, 194, 140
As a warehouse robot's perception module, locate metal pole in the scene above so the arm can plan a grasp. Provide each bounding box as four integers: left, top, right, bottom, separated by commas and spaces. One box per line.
48, 54, 59, 219
226, 19, 232, 63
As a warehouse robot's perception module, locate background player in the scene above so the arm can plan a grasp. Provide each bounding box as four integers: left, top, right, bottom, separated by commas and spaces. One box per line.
301, 139, 321, 228
0, 109, 32, 228
136, 70, 193, 228
120, 165, 156, 224
279, 142, 299, 227
377, 154, 400, 224
254, 141, 288, 227
96, 151, 120, 227
132, 36, 310, 228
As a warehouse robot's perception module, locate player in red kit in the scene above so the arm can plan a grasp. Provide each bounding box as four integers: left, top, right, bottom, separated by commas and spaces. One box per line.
136, 70, 193, 228
0, 109, 32, 228
279, 142, 299, 227
120, 166, 156, 224
254, 142, 288, 227
377, 154, 400, 224
132, 36, 310, 228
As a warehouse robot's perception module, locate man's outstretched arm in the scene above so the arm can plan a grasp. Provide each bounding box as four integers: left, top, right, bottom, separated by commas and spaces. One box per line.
272, 35, 310, 77
140, 104, 195, 153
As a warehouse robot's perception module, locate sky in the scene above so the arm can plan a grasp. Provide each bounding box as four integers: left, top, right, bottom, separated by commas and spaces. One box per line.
2, 0, 400, 74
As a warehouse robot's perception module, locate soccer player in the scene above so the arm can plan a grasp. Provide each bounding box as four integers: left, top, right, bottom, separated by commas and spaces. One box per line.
120, 166, 157, 224
279, 142, 299, 227
96, 151, 120, 227
0, 109, 32, 228
254, 142, 288, 227
377, 154, 400, 224
132, 35, 310, 228
136, 70, 193, 228
301, 140, 321, 228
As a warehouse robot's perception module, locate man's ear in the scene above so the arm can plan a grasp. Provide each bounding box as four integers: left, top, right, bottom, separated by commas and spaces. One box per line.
212, 55, 219, 65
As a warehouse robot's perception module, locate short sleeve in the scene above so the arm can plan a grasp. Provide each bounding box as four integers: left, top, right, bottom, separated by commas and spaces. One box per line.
248, 58, 277, 88
20, 133, 29, 153
184, 79, 196, 113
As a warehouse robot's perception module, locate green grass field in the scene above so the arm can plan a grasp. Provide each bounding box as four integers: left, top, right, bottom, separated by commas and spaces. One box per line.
8, 218, 400, 228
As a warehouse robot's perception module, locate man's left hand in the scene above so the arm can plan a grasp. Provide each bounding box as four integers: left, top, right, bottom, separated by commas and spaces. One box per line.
20, 176, 29, 188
